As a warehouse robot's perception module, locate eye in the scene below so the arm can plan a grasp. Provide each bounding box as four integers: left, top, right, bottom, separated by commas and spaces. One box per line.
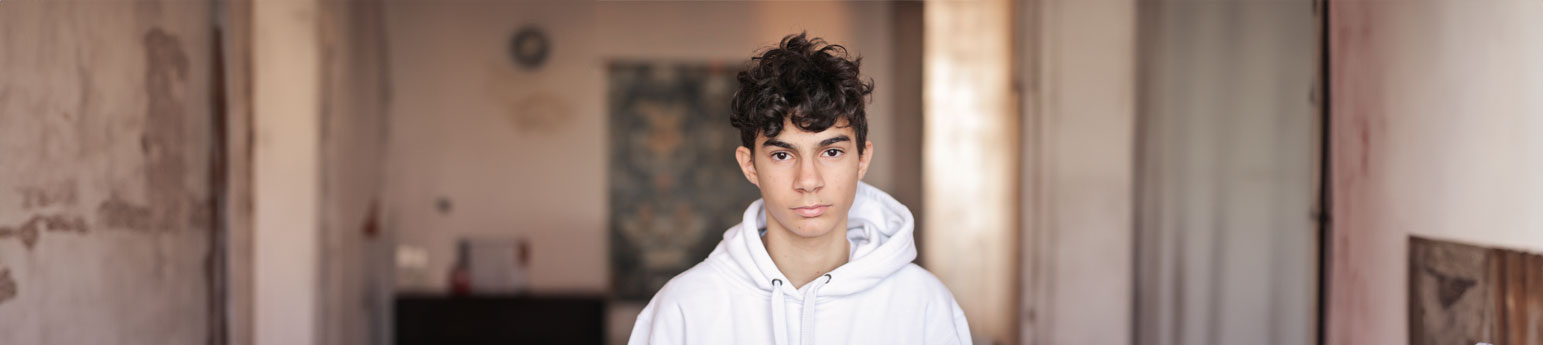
771, 152, 791, 161
823, 149, 844, 157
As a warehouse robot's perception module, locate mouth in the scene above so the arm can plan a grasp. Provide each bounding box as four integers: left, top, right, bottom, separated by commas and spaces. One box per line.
791, 204, 830, 218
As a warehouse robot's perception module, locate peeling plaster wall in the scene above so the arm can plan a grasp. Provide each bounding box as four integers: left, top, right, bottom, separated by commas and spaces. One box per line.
0, 0, 213, 344
1328, 0, 1543, 344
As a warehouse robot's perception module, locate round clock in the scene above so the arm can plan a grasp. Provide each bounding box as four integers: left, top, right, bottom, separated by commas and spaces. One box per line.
509, 26, 550, 70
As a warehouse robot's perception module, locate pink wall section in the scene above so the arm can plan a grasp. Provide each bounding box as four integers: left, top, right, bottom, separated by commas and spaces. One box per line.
1328, 1, 1543, 344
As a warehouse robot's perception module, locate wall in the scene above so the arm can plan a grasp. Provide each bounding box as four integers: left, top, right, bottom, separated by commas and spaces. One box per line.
923, 0, 1019, 342
318, 0, 394, 344
382, 0, 604, 294
381, 0, 907, 294
0, 0, 215, 344
1019, 0, 1137, 344
217, 1, 396, 343
1134, 1, 1321, 344
251, 0, 324, 343
1328, 0, 1543, 344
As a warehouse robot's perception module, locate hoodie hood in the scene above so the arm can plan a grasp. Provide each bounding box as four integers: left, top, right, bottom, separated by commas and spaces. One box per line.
710, 181, 917, 297
629, 181, 972, 345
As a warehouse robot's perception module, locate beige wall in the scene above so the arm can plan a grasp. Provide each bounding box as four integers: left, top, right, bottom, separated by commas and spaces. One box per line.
923, 0, 1019, 342
0, 1, 214, 344
1020, 0, 1137, 344
382, 0, 907, 295
383, 0, 605, 294
251, 0, 324, 343
1329, 0, 1543, 344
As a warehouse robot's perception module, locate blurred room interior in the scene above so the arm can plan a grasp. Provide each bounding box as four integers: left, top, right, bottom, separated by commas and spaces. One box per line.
1, 0, 1541, 344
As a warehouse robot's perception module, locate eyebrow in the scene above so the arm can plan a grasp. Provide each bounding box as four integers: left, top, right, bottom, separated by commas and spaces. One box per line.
761, 135, 852, 150
819, 135, 852, 147
762, 139, 795, 150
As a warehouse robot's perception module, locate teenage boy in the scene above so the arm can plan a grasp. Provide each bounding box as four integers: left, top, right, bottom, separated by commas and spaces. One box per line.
629, 33, 971, 345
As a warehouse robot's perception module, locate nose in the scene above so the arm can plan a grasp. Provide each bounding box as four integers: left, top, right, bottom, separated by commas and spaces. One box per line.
793, 156, 824, 193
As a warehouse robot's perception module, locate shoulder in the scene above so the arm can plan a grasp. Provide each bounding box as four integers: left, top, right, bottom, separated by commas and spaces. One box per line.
863, 264, 964, 312
646, 260, 742, 307
890, 263, 959, 298
631, 261, 736, 330
893, 264, 973, 343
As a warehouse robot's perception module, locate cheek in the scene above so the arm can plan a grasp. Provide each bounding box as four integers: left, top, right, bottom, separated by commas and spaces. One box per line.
753, 159, 789, 180
754, 169, 791, 193
819, 161, 863, 184
754, 171, 796, 201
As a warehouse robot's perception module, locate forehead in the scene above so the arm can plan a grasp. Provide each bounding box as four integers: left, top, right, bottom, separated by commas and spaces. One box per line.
760, 118, 855, 142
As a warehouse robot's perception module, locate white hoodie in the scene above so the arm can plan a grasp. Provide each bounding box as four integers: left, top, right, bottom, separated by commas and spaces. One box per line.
628, 182, 971, 345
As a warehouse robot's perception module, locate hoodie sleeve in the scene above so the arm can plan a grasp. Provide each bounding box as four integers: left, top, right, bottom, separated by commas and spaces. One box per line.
945, 299, 972, 344
925, 287, 973, 344
627, 296, 685, 345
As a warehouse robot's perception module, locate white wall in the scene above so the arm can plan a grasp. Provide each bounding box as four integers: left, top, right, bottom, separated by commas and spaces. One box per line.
1328, 0, 1543, 344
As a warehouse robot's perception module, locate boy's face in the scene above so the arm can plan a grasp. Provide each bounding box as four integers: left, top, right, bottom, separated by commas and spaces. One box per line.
735, 118, 873, 239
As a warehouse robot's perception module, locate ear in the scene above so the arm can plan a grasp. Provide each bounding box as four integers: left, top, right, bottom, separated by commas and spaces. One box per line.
736, 146, 761, 188
857, 141, 874, 180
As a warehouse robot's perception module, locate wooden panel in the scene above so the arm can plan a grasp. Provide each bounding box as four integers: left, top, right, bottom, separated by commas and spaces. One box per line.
1492, 249, 1543, 344
1411, 237, 1543, 345
1409, 237, 1494, 345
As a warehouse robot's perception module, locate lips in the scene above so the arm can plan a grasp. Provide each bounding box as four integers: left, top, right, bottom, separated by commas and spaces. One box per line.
792, 205, 830, 218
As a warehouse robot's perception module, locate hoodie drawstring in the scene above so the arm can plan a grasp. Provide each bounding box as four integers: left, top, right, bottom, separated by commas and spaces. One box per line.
771, 274, 833, 345
771, 279, 788, 345
801, 274, 832, 345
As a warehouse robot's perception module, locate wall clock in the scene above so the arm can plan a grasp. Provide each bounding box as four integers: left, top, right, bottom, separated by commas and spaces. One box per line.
509, 26, 550, 70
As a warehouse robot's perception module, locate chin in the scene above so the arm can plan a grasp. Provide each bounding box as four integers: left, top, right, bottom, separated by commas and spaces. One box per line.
785, 216, 838, 238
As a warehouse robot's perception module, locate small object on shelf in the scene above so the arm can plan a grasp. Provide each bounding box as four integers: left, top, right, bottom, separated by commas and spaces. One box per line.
468, 236, 531, 294
449, 240, 472, 296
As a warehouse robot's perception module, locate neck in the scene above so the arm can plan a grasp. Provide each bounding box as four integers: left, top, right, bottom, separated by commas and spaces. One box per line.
763, 215, 850, 289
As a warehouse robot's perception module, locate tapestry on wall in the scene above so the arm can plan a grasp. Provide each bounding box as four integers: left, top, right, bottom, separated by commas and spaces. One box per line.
609, 61, 759, 301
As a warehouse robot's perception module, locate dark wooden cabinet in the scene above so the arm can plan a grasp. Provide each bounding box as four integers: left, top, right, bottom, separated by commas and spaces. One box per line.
395, 294, 607, 345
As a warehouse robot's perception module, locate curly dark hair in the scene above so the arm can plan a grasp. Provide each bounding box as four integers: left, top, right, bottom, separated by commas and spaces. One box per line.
730, 32, 874, 155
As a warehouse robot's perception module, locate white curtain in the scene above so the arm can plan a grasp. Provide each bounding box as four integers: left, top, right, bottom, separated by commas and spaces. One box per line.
1135, 1, 1321, 344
